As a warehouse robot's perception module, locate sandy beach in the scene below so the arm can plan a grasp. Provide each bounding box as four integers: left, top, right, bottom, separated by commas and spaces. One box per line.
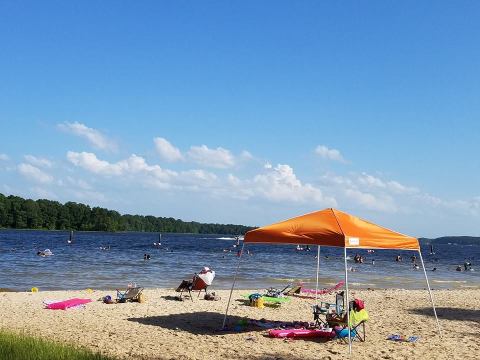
0, 288, 479, 360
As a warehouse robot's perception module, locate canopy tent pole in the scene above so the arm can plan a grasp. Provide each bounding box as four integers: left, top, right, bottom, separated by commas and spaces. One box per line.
222, 242, 245, 329
315, 245, 320, 302
418, 249, 442, 337
344, 246, 352, 354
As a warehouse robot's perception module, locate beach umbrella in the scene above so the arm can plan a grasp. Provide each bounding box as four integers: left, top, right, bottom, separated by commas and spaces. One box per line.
222, 208, 441, 354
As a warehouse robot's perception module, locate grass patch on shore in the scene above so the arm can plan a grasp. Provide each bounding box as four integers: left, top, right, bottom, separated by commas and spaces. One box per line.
0, 330, 114, 360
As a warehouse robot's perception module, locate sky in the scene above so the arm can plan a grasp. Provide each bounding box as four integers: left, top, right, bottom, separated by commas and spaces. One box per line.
1, 1, 479, 237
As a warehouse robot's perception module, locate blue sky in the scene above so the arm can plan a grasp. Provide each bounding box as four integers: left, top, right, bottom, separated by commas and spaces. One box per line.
1, 1, 479, 237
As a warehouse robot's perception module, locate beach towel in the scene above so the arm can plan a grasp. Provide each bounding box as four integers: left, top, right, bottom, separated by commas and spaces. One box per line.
387, 334, 420, 343
45, 298, 92, 310
242, 294, 291, 304
269, 328, 335, 339
300, 281, 345, 296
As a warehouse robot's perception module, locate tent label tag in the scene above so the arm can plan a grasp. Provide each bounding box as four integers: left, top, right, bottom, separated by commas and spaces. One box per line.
348, 237, 360, 246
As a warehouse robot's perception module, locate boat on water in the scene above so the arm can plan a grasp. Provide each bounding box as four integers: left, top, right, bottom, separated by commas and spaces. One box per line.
67, 230, 73, 244
154, 233, 162, 246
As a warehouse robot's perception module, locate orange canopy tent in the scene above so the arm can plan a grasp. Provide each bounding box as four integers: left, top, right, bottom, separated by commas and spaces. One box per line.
222, 209, 441, 353
244, 208, 420, 250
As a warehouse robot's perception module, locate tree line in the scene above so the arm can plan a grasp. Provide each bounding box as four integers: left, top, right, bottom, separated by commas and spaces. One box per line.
0, 193, 254, 234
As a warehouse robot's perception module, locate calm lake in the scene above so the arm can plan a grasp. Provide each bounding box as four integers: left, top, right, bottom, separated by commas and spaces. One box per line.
1, 230, 478, 291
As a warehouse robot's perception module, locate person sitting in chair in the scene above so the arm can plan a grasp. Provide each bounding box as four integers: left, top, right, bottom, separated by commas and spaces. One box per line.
176, 267, 215, 292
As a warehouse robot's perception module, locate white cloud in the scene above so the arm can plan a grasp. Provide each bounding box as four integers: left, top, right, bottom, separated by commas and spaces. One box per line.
66, 151, 177, 189
58, 122, 117, 151
318, 172, 414, 212
253, 164, 336, 204
154, 137, 184, 162
0, 153, 9, 161
315, 145, 346, 163
67, 151, 123, 175
468, 196, 480, 215
240, 150, 253, 160
18, 163, 54, 184
344, 188, 397, 212
224, 164, 336, 205
180, 169, 218, 185
188, 145, 235, 169
24, 155, 53, 168
357, 173, 418, 194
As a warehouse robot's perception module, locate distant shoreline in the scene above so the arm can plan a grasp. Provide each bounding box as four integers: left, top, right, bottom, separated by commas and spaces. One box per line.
0, 228, 242, 236
2, 227, 479, 244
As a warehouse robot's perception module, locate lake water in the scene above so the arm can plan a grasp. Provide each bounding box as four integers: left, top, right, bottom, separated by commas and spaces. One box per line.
0, 230, 478, 291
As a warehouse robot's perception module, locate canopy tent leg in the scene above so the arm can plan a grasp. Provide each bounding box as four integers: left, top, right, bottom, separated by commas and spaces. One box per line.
222, 243, 245, 329
344, 247, 352, 354
315, 245, 320, 302
418, 249, 442, 337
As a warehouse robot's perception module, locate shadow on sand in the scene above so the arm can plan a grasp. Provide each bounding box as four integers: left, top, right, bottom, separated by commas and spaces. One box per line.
127, 311, 251, 335
409, 307, 480, 324
128, 311, 334, 346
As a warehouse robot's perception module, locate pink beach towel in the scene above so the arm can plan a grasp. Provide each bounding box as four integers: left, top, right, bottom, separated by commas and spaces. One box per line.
301, 281, 345, 295
269, 328, 335, 339
46, 298, 92, 310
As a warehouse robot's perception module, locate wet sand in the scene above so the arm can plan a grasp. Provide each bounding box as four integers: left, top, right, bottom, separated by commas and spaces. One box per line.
0, 288, 479, 359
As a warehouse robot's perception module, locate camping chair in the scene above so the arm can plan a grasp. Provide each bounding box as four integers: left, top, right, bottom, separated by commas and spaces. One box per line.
116, 287, 144, 303
176, 274, 210, 301
313, 291, 346, 327
327, 299, 369, 342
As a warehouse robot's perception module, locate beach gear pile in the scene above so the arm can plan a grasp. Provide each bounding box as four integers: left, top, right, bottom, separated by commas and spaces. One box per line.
204, 292, 221, 301
265, 287, 286, 298
232, 318, 311, 332
230, 317, 336, 339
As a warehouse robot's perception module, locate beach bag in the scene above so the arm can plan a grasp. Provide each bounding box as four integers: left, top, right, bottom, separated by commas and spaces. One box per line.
253, 297, 264, 308
249, 293, 264, 308
138, 293, 146, 303
353, 299, 364, 311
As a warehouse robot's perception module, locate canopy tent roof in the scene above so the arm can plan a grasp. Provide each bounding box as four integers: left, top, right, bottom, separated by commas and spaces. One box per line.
244, 208, 419, 250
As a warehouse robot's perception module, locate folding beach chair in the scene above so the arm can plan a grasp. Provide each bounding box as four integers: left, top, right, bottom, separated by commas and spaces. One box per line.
176, 269, 215, 301
116, 286, 144, 303
328, 298, 369, 342
332, 308, 369, 342
283, 284, 302, 296
313, 291, 346, 327
265, 284, 293, 298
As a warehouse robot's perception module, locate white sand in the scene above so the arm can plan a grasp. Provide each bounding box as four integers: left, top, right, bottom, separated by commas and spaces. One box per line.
0, 288, 479, 359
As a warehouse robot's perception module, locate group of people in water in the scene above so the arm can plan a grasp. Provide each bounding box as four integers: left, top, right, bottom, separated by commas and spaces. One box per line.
36, 249, 53, 257
395, 254, 420, 270
456, 261, 474, 272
